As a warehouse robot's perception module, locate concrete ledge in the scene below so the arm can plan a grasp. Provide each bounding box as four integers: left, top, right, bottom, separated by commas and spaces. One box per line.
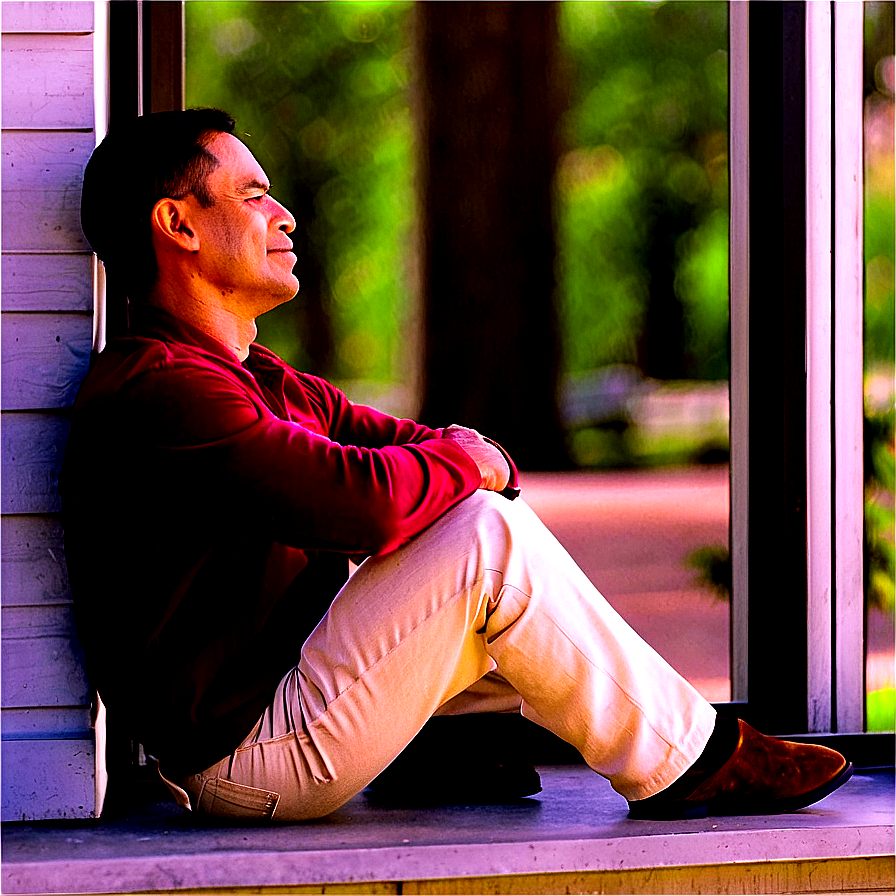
3, 767, 893, 895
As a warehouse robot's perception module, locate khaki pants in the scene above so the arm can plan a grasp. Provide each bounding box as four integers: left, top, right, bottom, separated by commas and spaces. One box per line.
167, 491, 716, 821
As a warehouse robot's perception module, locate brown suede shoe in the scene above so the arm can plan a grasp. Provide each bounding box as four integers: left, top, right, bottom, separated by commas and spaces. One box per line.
628, 719, 853, 819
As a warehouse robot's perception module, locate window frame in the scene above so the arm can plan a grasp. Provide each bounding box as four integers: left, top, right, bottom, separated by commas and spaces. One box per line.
730, 2, 888, 757
105, 0, 184, 342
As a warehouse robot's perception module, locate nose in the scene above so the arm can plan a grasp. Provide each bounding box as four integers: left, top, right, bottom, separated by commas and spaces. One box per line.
270, 197, 296, 234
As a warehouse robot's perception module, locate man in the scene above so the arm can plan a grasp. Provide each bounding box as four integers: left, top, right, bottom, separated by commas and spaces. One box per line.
61, 109, 852, 822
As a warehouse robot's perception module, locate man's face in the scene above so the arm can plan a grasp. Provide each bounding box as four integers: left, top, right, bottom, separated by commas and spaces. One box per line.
188, 133, 299, 315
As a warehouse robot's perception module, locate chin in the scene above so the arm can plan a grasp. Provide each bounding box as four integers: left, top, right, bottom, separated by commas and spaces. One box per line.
283, 277, 300, 302
265, 280, 300, 311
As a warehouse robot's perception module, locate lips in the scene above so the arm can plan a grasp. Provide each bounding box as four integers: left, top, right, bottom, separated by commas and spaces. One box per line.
268, 238, 294, 254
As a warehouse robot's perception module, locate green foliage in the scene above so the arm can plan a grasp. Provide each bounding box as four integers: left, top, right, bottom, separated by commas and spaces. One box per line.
557, 1, 730, 380
685, 401, 895, 615
863, 2, 895, 369
864, 180, 895, 367
687, 543, 732, 601
866, 404, 895, 614
867, 687, 896, 732
675, 208, 730, 380
186, 1, 733, 386
185, 1, 415, 379
556, 149, 647, 371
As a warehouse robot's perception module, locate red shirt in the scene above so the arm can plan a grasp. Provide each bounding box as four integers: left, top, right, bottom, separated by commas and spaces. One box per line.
60, 305, 517, 776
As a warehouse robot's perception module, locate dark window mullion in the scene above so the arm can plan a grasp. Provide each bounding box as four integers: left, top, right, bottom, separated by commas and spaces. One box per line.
746, 0, 810, 735
105, 1, 184, 342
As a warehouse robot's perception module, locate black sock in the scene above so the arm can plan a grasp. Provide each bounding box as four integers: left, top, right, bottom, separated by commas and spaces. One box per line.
634, 716, 740, 803
689, 715, 740, 776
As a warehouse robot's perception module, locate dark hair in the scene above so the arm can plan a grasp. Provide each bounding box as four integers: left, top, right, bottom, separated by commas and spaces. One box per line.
81, 108, 236, 299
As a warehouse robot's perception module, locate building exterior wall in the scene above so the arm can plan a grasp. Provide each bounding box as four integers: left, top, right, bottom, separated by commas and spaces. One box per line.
1, 0, 104, 820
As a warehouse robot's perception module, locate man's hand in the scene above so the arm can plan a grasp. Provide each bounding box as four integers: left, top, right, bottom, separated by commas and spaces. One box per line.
442, 424, 511, 492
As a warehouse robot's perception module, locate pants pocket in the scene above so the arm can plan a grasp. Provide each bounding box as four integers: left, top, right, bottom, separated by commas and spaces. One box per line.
197, 776, 280, 820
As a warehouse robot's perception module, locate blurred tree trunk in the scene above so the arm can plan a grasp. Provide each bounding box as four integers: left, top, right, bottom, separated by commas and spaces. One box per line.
417, 2, 570, 470
287, 173, 335, 376
638, 191, 695, 380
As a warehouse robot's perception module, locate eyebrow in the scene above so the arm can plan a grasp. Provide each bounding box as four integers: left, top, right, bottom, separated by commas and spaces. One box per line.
236, 179, 271, 195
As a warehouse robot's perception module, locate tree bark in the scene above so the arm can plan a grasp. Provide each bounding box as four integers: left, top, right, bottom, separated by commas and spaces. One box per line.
418, 2, 570, 470
638, 190, 695, 380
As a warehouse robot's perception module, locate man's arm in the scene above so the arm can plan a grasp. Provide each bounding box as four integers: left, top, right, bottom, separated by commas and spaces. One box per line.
123, 360, 487, 556
303, 373, 519, 496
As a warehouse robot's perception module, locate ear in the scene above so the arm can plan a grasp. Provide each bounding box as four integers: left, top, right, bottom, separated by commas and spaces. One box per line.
151, 198, 200, 252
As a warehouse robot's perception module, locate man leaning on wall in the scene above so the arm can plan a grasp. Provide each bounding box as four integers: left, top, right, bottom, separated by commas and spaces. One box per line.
60, 108, 853, 823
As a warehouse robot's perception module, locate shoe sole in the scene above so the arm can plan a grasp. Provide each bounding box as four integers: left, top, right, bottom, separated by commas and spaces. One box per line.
629, 762, 855, 820
708, 760, 855, 817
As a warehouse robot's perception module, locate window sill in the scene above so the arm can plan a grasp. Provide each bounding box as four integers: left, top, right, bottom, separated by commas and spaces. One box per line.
2, 766, 892, 895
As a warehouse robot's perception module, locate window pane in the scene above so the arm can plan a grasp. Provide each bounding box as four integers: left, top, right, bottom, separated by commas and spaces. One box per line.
185, 1, 733, 704
551, 1, 731, 703
863, 1, 895, 733
186, 1, 418, 413
523, 468, 730, 702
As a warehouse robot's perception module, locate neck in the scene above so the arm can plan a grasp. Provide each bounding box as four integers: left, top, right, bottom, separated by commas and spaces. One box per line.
148, 278, 257, 362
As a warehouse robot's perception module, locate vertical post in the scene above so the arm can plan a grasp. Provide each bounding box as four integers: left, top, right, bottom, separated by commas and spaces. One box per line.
91, 0, 112, 811
100, 0, 185, 807
805, 1, 833, 733
729, 1, 750, 705
746, 1, 810, 734
143, 0, 184, 114
832, 0, 866, 733
744, 0, 866, 734
105, 0, 141, 341
92, 0, 110, 358
105, 0, 184, 342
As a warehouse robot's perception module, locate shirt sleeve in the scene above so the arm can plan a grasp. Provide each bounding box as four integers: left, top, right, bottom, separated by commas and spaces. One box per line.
294, 372, 521, 497
123, 359, 484, 555
284, 370, 442, 447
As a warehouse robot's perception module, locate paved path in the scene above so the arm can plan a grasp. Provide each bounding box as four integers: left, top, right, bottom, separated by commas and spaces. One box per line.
519, 466, 894, 703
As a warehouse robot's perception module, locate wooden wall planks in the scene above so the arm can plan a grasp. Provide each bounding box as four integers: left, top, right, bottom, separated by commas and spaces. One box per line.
1, 738, 97, 821
1, 0, 102, 822
1, 2, 94, 34
1, 515, 71, 608
1, 312, 93, 410
2, 706, 92, 739
1, 413, 70, 515
1, 253, 93, 312
1, 131, 94, 252
2, 605, 89, 709
2, 33, 94, 129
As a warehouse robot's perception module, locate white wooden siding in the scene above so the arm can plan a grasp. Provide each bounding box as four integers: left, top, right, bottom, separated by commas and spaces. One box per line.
1, 1, 102, 821
1, 132, 95, 252
1, 3, 94, 33
2, 254, 93, 312
1, 516, 72, 607
0, 414, 70, 515
2, 313, 93, 409
1, 740, 97, 823
1, 33, 95, 129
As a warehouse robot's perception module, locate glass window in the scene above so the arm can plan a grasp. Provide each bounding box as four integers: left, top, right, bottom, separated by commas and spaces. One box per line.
185, 0, 733, 705
538, 1, 732, 703
863, 1, 895, 734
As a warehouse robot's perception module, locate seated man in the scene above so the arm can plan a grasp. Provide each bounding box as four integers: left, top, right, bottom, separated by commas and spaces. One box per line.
61, 108, 852, 823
